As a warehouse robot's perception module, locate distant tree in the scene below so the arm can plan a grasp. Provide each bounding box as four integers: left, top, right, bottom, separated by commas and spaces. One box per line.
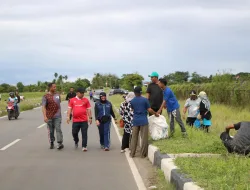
120, 73, 144, 91
54, 72, 58, 79
164, 71, 189, 85
190, 72, 210, 84
16, 82, 24, 92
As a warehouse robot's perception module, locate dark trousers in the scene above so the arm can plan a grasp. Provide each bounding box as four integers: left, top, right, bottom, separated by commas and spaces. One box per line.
186, 117, 196, 127
98, 122, 111, 148
121, 130, 131, 150
72, 122, 88, 147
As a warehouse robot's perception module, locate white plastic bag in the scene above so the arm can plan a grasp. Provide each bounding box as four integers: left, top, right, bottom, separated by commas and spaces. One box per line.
148, 115, 168, 140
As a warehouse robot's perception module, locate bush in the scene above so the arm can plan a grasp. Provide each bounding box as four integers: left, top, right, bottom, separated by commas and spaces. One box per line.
170, 82, 250, 109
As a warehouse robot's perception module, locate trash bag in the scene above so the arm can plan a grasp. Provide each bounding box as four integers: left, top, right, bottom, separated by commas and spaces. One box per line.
194, 119, 201, 128
148, 115, 168, 140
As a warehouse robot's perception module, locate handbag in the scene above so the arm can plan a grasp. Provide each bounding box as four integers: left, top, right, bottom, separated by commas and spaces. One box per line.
119, 119, 124, 128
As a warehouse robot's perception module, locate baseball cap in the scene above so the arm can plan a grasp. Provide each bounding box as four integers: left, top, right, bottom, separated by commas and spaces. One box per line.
77, 87, 85, 93
100, 92, 106, 97
148, 72, 159, 78
134, 86, 142, 94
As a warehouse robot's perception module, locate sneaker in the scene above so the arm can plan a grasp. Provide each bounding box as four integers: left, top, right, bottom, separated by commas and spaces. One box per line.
50, 143, 54, 149
104, 147, 109, 151
82, 147, 87, 152
75, 143, 78, 149
169, 131, 175, 138
100, 145, 104, 149
120, 149, 125, 153
182, 132, 188, 138
57, 143, 64, 150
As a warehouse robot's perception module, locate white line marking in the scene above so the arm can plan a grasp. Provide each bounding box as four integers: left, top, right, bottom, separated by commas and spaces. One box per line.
0, 116, 7, 119
112, 118, 147, 190
37, 123, 46, 128
33, 106, 41, 110
0, 139, 21, 151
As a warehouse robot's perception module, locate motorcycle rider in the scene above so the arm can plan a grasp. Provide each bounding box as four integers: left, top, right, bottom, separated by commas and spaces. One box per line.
8, 92, 18, 113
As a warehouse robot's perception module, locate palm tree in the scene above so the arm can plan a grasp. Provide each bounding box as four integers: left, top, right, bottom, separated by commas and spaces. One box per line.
54, 72, 58, 80
63, 75, 68, 81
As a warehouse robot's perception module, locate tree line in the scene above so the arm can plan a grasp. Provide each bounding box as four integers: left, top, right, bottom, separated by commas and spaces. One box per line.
0, 71, 249, 93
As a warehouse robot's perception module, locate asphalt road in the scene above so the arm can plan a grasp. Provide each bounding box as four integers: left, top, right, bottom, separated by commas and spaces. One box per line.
0, 101, 138, 190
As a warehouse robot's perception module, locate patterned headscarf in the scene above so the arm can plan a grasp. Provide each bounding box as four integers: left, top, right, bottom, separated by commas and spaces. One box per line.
125, 92, 135, 103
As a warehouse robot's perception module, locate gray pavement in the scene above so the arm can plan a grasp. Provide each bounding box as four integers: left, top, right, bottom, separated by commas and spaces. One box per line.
0, 101, 138, 190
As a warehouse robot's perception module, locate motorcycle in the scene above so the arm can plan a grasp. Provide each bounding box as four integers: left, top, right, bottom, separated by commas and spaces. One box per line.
6, 102, 19, 120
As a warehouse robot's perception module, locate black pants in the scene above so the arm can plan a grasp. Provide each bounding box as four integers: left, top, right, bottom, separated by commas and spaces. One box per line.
121, 130, 131, 150
72, 122, 88, 147
186, 117, 196, 127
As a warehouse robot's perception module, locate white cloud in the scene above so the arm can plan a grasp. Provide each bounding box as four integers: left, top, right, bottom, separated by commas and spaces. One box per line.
0, 0, 250, 84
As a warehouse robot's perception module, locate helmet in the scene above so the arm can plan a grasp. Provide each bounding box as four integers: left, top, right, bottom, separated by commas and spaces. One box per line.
9, 92, 14, 96
198, 91, 207, 97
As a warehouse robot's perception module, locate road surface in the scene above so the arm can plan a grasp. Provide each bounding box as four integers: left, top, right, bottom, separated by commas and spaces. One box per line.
0, 101, 139, 190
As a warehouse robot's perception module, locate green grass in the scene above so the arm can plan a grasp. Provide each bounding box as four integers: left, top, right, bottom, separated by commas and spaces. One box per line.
174, 155, 250, 190
0, 92, 66, 116
155, 169, 176, 190
108, 95, 250, 154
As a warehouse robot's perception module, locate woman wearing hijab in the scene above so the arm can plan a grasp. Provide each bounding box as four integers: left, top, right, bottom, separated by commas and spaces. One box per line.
119, 92, 135, 153
198, 91, 212, 132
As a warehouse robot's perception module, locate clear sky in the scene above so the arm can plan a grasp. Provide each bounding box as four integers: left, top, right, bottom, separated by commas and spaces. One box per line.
0, 0, 250, 85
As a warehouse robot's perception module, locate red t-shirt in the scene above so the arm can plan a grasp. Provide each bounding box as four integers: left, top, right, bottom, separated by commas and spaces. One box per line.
69, 97, 91, 122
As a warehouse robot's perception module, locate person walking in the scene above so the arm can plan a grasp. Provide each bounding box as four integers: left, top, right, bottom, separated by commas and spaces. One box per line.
66, 87, 76, 120
119, 92, 135, 153
42, 83, 64, 150
146, 72, 163, 115
158, 78, 187, 138
95, 92, 117, 151
67, 88, 92, 151
130, 86, 158, 158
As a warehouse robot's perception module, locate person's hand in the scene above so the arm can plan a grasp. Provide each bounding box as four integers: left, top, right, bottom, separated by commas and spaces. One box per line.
67, 117, 70, 124
156, 111, 161, 115
96, 120, 100, 126
89, 118, 92, 125
155, 113, 160, 117
182, 114, 186, 120
44, 117, 48, 123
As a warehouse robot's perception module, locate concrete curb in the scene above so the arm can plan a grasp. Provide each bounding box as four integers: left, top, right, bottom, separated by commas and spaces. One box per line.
148, 145, 204, 190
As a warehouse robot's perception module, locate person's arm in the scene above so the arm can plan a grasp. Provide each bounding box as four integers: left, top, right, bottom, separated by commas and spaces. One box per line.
65, 93, 69, 101
94, 103, 100, 126
146, 85, 151, 100
42, 96, 48, 123
157, 100, 166, 114
225, 122, 241, 133
86, 99, 92, 124
183, 99, 189, 116
110, 105, 116, 120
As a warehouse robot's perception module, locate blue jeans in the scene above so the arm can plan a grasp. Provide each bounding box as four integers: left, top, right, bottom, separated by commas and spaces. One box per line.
98, 122, 111, 148
47, 118, 63, 144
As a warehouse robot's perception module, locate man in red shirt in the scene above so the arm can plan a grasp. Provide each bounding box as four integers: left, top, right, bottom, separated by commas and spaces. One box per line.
67, 87, 92, 151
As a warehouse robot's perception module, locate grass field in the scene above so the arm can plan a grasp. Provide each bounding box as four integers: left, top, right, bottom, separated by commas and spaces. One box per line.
0, 92, 66, 117
175, 155, 250, 190
108, 94, 250, 154
108, 94, 250, 189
